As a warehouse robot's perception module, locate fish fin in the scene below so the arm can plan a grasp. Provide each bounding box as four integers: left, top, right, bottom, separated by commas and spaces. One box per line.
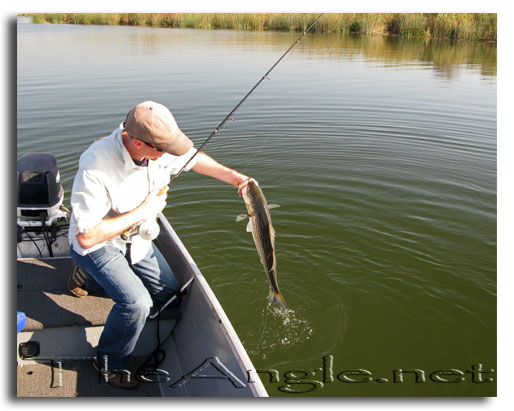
268, 288, 288, 309
267, 204, 280, 210
246, 220, 252, 233
236, 214, 248, 222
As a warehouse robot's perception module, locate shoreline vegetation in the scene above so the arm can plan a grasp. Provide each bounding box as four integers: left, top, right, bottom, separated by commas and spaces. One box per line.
24, 13, 496, 41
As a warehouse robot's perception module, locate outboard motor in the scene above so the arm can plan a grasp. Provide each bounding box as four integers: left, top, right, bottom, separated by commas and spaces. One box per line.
16, 153, 70, 258
17, 153, 67, 226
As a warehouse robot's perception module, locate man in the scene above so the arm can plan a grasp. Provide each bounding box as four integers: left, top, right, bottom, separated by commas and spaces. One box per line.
68, 101, 250, 389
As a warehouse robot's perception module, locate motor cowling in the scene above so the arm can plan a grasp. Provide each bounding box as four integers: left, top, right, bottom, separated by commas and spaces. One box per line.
17, 153, 65, 225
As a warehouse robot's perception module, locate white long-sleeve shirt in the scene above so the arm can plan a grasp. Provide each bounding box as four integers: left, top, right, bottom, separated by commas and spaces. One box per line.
69, 124, 197, 263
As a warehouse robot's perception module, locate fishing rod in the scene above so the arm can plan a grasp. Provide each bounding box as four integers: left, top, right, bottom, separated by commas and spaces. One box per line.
122, 14, 323, 240
169, 13, 324, 186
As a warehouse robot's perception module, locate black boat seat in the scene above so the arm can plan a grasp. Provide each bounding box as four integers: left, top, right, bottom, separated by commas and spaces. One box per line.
17, 258, 181, 331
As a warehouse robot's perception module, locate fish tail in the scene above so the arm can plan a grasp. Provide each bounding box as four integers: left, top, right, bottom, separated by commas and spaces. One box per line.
268, 288, 288, 309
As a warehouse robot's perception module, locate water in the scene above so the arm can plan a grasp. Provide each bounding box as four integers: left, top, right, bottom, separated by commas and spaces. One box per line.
17, 18, 496, 396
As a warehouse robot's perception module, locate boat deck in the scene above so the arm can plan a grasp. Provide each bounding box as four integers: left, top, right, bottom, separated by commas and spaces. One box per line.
17, 358, 161, 397
17, 258, 114, 330
17, 257, 180, 397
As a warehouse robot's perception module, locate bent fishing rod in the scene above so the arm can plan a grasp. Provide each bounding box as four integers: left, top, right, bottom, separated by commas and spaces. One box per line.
122, 14, 323, 240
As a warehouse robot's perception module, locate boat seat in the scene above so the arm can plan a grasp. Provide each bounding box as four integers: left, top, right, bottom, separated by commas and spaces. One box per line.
17, 258, 181, 331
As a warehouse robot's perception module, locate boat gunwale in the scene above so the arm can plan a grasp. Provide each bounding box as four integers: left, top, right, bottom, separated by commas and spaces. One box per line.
156, 214, 268, 397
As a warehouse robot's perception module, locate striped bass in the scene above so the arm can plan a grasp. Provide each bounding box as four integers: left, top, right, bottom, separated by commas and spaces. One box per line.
237, 178, 288, 309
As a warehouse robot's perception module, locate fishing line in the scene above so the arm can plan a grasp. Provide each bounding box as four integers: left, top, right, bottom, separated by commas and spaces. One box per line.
239, 32, 309, 175
241, 97, 298, 177
168, 13, 324, 187
240, 50, 299, 174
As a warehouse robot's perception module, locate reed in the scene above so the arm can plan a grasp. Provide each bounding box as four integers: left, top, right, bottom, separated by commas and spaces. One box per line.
24, 13, 496, 41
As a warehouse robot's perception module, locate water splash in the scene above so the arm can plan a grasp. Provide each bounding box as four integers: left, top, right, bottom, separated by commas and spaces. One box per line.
249, 303, 314, 359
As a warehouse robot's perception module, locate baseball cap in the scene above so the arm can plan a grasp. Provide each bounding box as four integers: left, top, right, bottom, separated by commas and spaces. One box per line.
124, 101, 193, 156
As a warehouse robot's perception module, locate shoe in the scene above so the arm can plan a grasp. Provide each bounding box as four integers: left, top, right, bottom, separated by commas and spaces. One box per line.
68, 264, 88, 298
93, 358, 139, 390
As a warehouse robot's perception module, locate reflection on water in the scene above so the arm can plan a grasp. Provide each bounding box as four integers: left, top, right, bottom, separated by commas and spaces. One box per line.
298, 34, 497, 79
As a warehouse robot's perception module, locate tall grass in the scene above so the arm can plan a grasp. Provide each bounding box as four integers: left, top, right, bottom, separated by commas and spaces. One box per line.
25, 13, 497, 41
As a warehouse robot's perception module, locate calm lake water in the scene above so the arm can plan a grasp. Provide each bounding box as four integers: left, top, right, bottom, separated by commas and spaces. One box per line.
17, 17, 496, 396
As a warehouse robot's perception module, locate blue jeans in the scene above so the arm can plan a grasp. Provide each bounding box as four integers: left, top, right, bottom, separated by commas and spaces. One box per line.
70, 243, 180, 370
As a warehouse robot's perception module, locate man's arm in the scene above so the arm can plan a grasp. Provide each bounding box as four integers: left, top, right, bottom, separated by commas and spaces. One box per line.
192, 151, 249, 188
76, 187, 168, 250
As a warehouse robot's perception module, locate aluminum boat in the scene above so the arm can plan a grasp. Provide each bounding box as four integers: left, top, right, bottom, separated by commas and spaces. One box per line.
16, 153, 268, 397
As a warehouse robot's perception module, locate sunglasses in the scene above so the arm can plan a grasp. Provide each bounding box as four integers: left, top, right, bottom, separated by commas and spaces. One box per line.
140, 140, 165, 152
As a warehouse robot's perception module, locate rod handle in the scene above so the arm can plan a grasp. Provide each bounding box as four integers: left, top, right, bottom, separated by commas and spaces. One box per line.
120, 185, 169, 240
121, 227, 133, 241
